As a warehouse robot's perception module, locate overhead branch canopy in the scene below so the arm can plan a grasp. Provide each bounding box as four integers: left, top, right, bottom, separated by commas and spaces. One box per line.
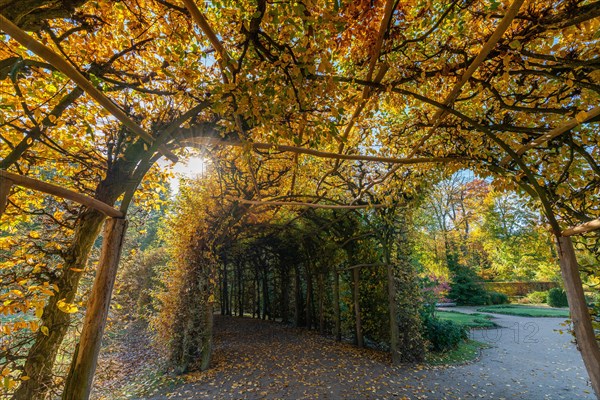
2, 0, 600, 398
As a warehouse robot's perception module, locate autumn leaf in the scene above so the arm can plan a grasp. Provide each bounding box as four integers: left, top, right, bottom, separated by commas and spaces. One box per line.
56, 299, 78, 314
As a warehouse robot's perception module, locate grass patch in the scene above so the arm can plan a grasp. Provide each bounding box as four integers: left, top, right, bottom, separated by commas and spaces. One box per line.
426, 340, 489, 365
99, 368, 183, 399
436, 311, 497, 328
477, 304, 569, 318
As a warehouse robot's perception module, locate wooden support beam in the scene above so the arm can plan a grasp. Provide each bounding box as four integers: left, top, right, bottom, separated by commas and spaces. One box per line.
186, 137, 465, 165
555, 236, 600, 398
229, 197, 388, 209
62, 218, 128, 400
0, 170, 123, 218
353, 266, 364, 347
182, 0, 231, 69
408, 0, 525, 157
386, 262, 400, 364
333, 270, 341, 342
562, 218, 600, 237
500, 106, 600, 166
0, 15, 178, 162
0, 176, 13, 215
365, 0, 395, 84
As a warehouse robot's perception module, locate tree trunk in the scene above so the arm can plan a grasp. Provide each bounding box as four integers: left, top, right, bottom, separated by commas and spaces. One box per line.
333, 270, 341, 341
386, 261, 400, 364
305, 266, 313, 329
294, 264, 303, 327
0, 176, 12, 216
237, 262, 243, 317
281, 264, 290, 324
12, 140, 149, 400
230, 263, 236, 316
228, 270, 234, 316
556, 236, 600, 398
13, 209, 106, 400
353, 267, 364, 347
318, 272, 325, 335
199, 302, 213, 371
222, 263, 229, 316
262, 265, 270, 320
220, 267, 225, 315
254, 267, 260, 319
62, 218, 128, 400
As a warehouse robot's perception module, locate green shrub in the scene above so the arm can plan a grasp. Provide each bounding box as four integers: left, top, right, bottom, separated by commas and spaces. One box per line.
488, 291, 509, 305
585, 292, 599, 306
448, 267, 490, 306
527, 291, 548, 304
423, 315, 469, 352
547, 288, 569, 308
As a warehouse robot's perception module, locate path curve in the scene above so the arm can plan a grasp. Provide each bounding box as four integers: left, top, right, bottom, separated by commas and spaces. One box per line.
433, 306, 594, 399
144, 313, 595, 399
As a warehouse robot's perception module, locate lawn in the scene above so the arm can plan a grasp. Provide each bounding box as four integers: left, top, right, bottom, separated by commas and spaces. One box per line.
436, 310, 497, 328
477, 304, 570, 318
426, 340, 490, 365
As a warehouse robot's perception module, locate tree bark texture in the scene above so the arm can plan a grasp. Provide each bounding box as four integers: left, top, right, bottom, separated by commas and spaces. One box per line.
556, 236, 600, 398
334, 270, 341, 341
62, 218, 128, 400
13, 208, 106, 400
353, 267, 364, 347
0, 176, 12, 216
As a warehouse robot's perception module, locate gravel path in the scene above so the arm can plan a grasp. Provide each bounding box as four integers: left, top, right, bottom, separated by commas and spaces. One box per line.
142, 312, 595, 400
432, 306, 595, 399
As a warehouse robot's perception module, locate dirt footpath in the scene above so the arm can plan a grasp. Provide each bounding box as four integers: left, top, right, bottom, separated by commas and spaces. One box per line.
142, 312, 594, 400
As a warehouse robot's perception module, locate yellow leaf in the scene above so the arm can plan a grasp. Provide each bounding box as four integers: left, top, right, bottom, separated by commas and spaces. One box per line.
40, 326, 49, 336
29, 320, 38, 330
508, 40, 521, 50
57, 299, 78, 314
575, 110, 588, 123
20, 376, 30, 381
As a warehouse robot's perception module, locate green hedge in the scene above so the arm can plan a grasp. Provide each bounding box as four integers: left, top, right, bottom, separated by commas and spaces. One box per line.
483, 281, 558, 297
423, 316, 469, 352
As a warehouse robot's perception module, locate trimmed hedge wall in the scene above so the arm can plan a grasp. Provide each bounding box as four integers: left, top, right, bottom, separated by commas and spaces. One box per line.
483, 282, 559, 297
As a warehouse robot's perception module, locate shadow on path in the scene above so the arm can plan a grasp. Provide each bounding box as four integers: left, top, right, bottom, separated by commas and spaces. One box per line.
144, 313, 594, 400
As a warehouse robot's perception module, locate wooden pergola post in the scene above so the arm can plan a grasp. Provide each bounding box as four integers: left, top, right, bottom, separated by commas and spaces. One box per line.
555, 235, 600, 398
386, 262, 400, 364
333, 269, 341, 342
0, 176, 13, 215
352, 266, 364, 347
62, 217, 128, 400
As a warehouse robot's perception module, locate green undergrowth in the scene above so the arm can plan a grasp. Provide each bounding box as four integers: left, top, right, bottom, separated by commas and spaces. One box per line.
426, 340, 489, 365
97, 369, 183, 399
436, 311, 497, 328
